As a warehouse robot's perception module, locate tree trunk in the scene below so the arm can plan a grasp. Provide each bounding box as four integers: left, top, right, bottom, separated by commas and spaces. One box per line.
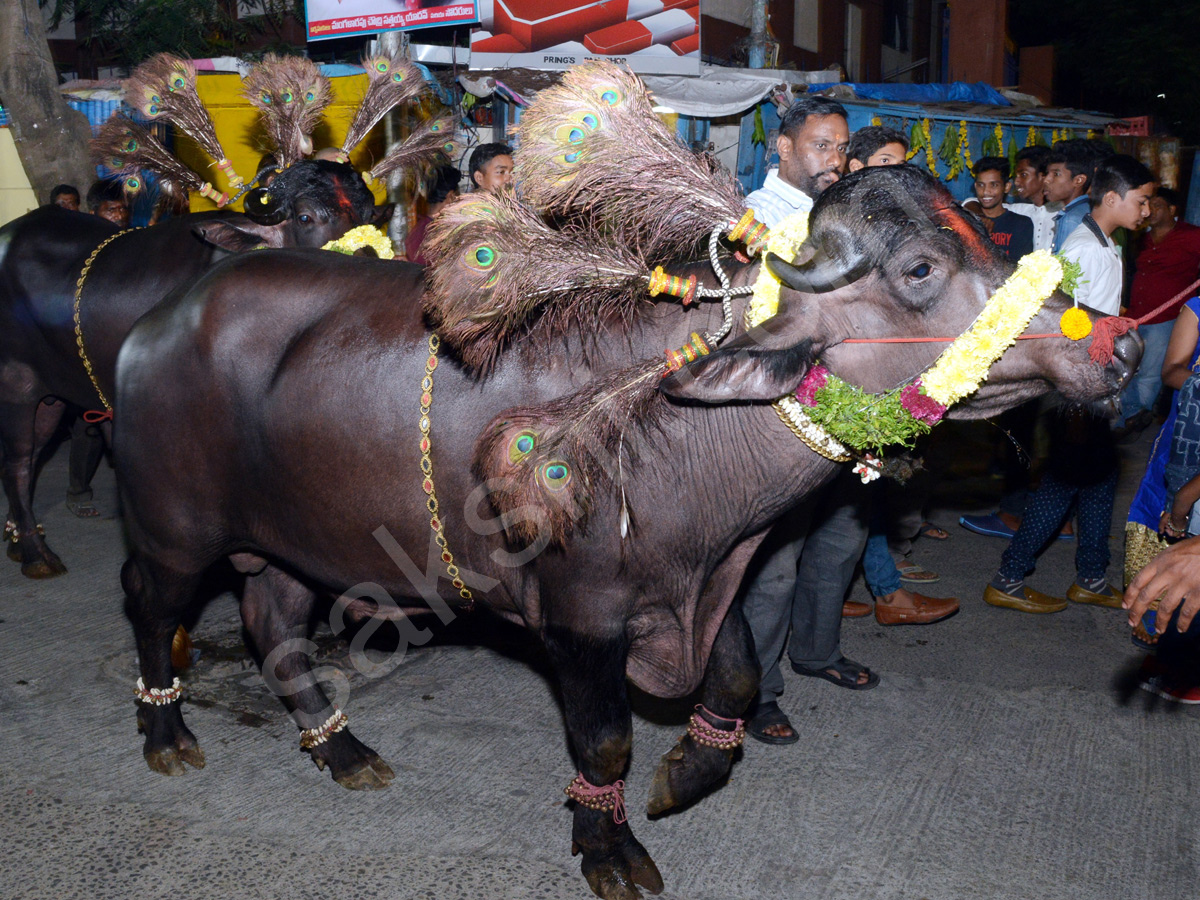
0, 0, 97, 204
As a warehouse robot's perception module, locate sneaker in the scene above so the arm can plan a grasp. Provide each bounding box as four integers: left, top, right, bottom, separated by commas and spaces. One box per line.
1139, 677, 1200, 704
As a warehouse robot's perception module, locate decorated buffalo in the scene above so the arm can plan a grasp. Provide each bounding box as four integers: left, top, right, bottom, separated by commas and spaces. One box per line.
113, 163, 1139, 900
0, 159, 388, 578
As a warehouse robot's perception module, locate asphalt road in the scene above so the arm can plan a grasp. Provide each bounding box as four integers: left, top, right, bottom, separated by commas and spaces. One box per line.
1, 421, 1196, 900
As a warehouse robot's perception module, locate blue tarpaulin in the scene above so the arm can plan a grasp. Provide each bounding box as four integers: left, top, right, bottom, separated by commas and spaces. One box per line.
806, 81, 1012, 106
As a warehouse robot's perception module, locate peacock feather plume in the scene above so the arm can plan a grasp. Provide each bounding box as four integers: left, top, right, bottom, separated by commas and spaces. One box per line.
125, 54, 241, 188
513, 60, 748, 262
91, 114, 228, 205
243, 54, 332, 168
340, 52, 427, 155
423, 191, 654, 372
368, 115, 459, 183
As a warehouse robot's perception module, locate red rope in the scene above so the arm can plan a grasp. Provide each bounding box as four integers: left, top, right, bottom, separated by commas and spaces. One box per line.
82, 409, 113, 424
841, 276, 1200, 364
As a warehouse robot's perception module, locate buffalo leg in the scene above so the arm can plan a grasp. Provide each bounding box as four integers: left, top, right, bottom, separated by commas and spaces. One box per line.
544, 626, 664, 900
647, 603, 759, 815
122, 553, 206, 775
0, 397, 68, 577
239, 564, 394, 791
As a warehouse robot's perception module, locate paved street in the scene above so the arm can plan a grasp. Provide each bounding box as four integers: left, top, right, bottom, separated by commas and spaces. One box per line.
2, 422, 1197, 900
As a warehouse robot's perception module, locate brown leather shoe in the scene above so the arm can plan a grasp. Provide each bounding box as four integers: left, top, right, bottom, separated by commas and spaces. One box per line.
983, 583, 1067, 614
842, 600, 872, 618
874, 589, 959, 625
1066, 582, 1124, 609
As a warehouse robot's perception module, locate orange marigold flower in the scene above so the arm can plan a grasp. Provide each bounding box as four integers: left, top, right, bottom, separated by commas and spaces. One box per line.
1060, 306, 1092, 341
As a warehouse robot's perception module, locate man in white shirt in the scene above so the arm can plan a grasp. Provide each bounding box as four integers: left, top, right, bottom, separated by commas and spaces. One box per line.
1060, 155, 1154, 315
744, 96, 849, 228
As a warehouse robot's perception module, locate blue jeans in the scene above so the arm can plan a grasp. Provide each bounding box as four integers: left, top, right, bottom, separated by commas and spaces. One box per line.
862, 532, 902, 596
1120, 320, 1174, 423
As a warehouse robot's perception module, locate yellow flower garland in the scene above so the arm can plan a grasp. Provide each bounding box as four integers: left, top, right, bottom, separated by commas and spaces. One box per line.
321, 225, 395, 259
746, 219, 1065, 409
920, 250, 1063, 405
745, 212, 810, 328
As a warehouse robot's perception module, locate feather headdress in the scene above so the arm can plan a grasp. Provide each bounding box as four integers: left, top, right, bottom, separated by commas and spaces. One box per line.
473, 359, 668, 547
367, 116, 459, 183
340, 52, 426, 155
423, 191, 655, 372
513, 61, 752, 262
91, 114, 229, 206
243, 54, 332, 168
125, 54, 241, 189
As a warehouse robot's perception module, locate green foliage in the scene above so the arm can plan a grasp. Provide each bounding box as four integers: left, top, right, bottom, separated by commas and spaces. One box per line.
808, 376, 934, 453
47, 0, 303, 68
1055, 254, 1083, 299
751, 105, 766, 147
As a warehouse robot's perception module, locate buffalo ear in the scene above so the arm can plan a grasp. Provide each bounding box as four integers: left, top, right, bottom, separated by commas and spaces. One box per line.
370, 203, 395, 227
193, 219, 284, 252
659, 335, 815, 403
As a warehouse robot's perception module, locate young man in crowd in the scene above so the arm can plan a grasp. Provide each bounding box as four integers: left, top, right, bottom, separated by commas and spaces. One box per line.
468, 142, 514, 193
1008, 146, 1055, 251
985, 155, 1154, 614
971, 157, 1034, 262
845, 125, 908, 172
1117, 187, 1200, 436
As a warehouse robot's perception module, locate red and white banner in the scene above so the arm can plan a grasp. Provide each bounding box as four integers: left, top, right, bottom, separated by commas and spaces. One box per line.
469, 0, 700, 75
306, 0, 478, 41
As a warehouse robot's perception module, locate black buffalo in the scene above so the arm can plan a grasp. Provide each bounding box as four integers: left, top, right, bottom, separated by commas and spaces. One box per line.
0, 160, 389, 577
113, 166, 1140, 899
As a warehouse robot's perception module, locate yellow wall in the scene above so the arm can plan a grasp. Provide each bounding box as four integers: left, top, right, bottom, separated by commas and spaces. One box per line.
180, 72, 387, 212
0, 128, 39, 226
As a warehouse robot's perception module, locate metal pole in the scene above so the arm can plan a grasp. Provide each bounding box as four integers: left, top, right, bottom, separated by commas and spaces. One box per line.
748, 0, 768, 69
377, 30, 410, 251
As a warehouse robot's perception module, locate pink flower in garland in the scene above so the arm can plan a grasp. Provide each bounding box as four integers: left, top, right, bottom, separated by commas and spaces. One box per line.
900, 379, 948, 425
795, 366, 829, 407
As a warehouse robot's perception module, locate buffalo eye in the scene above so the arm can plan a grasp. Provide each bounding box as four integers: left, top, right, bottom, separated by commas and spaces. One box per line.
298, 213, 313, 224
906, 262, 932, 282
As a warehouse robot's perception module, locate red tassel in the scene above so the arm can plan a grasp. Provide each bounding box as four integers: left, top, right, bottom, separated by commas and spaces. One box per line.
1087, 316, 1135, 365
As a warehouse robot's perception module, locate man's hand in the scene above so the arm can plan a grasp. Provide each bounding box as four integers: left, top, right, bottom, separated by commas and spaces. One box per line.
1126, 535, 1200, 633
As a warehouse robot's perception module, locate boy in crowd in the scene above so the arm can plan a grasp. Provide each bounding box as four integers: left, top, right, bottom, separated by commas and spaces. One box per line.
971, 157, 1033, 262
985, 155, 1154, 613
1008, 146, 1055, 251
846, 125, 908, 172
468, 142, 514, 193
1046, 139, 1106, 253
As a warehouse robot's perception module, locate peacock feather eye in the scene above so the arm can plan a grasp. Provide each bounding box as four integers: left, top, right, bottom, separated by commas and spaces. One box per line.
556, 150, 582, 166
475, 246, 495, 266
304, 90, 316, 102
144, 103, 160, 116
597, 86, 621, 106
170, 71, 188, 91
430, 120, 443, 132
260, 92, 272, 105
281, 91, 294, 103
373, 59, 389, 74
123, 138, 138, 152
538, 461, 572, 492
507, 430, 538, 464
391, 71, 405, 83
125, 176, 141, 191
580, 112, 600, 129
110, 157, 123, 167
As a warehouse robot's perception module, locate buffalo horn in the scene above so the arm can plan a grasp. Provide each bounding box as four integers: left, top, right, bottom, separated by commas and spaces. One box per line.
242, 188, 287, 225
764, 250, 871, 294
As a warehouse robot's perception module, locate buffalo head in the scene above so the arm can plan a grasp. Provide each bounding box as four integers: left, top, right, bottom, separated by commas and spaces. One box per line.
191, 160, 394, 253
661, 164, 1139, 419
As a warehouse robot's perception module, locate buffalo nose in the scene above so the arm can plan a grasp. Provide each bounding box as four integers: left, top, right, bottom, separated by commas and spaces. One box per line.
1109, 327, 1145, 390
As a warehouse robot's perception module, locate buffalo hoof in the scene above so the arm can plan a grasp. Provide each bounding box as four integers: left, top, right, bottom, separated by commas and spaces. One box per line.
21, 556, 69, 579
646, 735, 733, 816
309, 729, 395, 791
144, 743, 206, 776
6, 541, 19, 563
577, 833, 664, 900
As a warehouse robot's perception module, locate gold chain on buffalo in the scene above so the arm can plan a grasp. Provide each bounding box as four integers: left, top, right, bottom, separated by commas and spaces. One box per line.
419, 333, 473, 607
73, 229, 133, 418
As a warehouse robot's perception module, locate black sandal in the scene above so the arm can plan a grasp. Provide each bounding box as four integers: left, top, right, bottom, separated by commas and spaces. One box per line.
746, 700, 799, 745
791, 656, 880, 691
